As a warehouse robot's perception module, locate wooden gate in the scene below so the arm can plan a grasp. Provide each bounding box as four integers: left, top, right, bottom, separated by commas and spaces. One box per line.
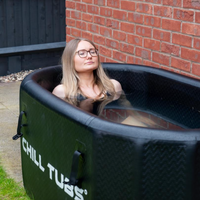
0, 0, 66, 76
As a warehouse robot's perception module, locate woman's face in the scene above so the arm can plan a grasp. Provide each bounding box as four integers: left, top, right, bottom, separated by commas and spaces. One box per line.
74, 40, 99, 73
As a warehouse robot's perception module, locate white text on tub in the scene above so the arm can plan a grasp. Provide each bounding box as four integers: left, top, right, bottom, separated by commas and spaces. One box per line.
22, 137, 88, 200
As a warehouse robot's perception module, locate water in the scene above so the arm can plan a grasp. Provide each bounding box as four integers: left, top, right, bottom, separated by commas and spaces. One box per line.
78, 92, 200, 130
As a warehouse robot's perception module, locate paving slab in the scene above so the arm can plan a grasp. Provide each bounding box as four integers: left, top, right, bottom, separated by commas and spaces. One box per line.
0, 81, 23, 186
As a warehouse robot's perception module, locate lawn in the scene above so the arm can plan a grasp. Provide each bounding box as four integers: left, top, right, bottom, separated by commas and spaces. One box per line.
0, 165, 30, 200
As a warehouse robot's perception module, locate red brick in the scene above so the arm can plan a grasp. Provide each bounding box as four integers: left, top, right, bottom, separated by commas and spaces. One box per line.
152, 52, 170, 65
143, 60, 160, 68
71, 28, 81, 37
182, 23, 200, 36
88, 5, 99, 15
144, 38, 160, 51
82, 31, 93, 41
71, 11, 81, 19
94, 0, 105, 6
136, 3, 152, 14
121, 22, 134, 33
113, 30, 126, 41
66, 18, 76, 27
100, 7, 112, 17
88, 23, 99, 33
76, 21, 87, 30
94, 16, 105, 25
127, 56, 142, 65
183, 0, 200, 9
136, 25, 152, 37
120, 43, 134, 54
194, 38, 200, 50
195, 12, 200, 23
192, 63, 200, 76
105, 39, 119, 49
144, 16, 161, 27
135, 47, 151, 60
163, 0, 181, 6
172, 33, 192, 47
173, 8, 194, 22
106, 19, 119, 29
144, 0, 161, 4
128, 12, 143, 24
180, 71, 200, 80
107, 57, 118, 62
82, 0, 92, 3
161, 66, 180, 74
100, 55, 106, 62
100, 27, 112, 37
100, 46, 112, 57
82, 13, 93, 22
113, 10, 127, 20
106, 57, 117, 62
154, 6, 172, 18
181, 48, 200, 62
113, 50, 127, 62
76, 3, 86, 12
66, 27, 71, 35
66, 1, 75, 9
66, 10, 70, 18
153, 29, 170, 42
107, 0, 120, 8
171, 57, 191, 72
161, 42, 180, 56
127, 34, 142, 46
121, 1, 135, 11
94, 35, 106, 45
162, 19, 181, 32
66, 35, 74, 43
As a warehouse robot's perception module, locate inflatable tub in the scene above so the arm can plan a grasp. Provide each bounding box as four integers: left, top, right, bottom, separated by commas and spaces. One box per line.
14, 63, 200, 200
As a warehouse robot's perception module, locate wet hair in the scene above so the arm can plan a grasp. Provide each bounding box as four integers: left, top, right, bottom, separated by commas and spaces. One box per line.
61, 38, 115, 100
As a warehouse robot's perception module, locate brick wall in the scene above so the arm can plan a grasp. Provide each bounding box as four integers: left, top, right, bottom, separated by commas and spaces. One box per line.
65, 0, 200, 79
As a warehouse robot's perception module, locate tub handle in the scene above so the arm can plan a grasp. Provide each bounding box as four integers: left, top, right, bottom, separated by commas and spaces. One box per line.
63, 150, 83, 186
13, 111, 27, 140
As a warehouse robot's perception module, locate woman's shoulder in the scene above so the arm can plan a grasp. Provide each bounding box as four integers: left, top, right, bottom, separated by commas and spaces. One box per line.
110, 79, 122, 93
52, 84, 66, 98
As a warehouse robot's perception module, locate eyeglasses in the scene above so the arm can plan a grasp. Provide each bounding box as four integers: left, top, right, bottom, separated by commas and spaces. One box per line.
76, 49, 98, 58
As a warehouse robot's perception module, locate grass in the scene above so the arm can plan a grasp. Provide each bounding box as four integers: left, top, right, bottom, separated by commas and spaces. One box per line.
0, 165, 31, 200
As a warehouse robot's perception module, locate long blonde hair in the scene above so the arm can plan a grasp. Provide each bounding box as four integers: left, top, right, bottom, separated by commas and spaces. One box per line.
61, 38, 115, 99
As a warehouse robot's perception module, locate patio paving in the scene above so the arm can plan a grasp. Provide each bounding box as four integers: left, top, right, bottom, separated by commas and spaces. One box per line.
0, 81, 23, 186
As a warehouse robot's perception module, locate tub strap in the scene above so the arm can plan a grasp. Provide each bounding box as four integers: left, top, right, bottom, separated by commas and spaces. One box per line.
13, 111, 27, 140
64, 150, 83, 186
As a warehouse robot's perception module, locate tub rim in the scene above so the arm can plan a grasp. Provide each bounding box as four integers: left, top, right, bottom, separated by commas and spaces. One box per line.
20, 64, 200, 142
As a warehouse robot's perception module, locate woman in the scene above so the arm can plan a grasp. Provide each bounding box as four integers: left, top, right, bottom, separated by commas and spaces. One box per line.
52, 38, 122, 101
53, 38, 156, 127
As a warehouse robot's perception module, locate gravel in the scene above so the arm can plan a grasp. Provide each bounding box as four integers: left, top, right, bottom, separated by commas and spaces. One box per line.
0, 70, 34, 83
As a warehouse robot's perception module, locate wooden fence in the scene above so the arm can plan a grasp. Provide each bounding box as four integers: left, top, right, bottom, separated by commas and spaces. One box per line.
0, 0, 66, 76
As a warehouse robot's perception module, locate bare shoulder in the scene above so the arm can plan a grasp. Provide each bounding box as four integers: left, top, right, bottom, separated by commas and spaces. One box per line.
52, 84, 66, 99
110, 79, 122, 93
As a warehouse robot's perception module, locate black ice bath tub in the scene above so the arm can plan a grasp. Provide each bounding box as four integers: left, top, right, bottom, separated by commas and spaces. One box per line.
16, 63, 200, 200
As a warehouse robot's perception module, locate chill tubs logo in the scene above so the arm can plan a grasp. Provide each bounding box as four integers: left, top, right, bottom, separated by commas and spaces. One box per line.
22, 137, 88, 200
